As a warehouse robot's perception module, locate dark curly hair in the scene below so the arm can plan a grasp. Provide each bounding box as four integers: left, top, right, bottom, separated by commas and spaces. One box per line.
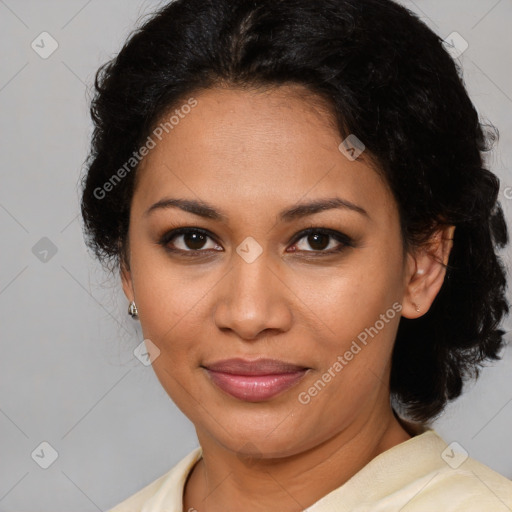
80, 0, 510, 423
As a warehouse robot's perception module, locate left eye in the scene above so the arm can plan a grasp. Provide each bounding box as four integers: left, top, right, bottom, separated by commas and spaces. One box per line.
289, 228, 352, 253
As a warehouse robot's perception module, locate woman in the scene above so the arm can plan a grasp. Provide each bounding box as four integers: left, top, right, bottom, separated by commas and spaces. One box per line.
80, 0, 512, 510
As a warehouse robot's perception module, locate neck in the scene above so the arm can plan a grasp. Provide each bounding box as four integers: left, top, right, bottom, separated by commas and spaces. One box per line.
183, 402, 413, 512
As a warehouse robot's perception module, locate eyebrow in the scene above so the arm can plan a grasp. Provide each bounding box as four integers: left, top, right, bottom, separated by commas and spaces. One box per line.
144, 196, 369, 222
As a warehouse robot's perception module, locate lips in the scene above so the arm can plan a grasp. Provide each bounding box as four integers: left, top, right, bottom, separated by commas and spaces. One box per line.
202, 358, 309, 402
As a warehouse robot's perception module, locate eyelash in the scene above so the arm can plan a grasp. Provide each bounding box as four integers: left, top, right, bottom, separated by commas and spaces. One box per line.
157, 226, 354, 258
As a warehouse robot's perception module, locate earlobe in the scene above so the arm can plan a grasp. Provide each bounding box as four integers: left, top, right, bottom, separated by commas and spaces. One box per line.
402, 225, 455, 319
120, 261, 135, 303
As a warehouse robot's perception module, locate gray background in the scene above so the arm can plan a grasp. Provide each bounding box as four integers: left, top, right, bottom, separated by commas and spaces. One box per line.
0, 0, 511, 510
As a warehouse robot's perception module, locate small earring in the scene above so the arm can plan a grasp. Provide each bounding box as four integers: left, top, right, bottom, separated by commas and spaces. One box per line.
413, 302, 420, 313
128, 301, 138, 319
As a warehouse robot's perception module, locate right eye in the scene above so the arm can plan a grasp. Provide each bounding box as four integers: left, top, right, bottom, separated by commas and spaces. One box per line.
158, 227, 223, 256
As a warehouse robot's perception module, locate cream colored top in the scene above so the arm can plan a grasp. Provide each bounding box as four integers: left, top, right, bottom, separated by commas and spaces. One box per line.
107, 429, 512, 511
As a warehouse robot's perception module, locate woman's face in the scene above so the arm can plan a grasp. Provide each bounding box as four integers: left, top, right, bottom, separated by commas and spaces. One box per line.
122, 85, 418, 458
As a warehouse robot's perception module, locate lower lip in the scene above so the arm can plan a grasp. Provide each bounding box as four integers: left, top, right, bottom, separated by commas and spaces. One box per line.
205, 369, 308, 402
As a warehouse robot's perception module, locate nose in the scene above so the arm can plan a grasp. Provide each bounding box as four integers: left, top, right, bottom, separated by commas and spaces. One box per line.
213, 247, 293, 342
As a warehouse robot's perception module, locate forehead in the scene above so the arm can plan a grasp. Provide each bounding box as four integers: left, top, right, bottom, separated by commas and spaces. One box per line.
143, 84, 341, 169
132, 85, 395, 223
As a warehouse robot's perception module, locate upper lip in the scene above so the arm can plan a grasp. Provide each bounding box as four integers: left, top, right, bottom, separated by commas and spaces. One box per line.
203, 358, 308, 375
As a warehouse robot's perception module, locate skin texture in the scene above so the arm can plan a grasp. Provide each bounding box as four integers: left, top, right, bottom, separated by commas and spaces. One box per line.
121, 84, 455, 511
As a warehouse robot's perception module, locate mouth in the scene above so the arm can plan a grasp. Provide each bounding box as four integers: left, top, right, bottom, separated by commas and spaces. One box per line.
201, 358, 310, 402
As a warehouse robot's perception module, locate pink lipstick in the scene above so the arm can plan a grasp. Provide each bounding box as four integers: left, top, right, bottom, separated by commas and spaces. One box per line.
203, 358, 309, 402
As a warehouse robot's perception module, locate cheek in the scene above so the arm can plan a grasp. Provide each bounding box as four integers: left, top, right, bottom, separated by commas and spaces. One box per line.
129, 248, 210, 359
130, 227, 207, 301
132, 258, 207, 410
293, 244, 404, 350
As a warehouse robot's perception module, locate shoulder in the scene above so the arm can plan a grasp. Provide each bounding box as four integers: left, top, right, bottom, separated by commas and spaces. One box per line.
106, 447, 202, 512
434, 449, 512, 505
361, 429, 512, 512
392, 457, 512, 511
308, 428, 512, 512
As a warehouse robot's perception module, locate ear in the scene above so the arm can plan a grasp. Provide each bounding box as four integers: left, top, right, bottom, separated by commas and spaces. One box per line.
402, 225, 456, 319
120, 259, 135, 303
